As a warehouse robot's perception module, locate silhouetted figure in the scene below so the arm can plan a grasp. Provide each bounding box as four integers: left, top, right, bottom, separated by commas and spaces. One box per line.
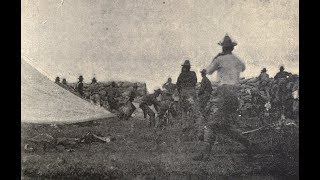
162, 78, 177, 95
106, 82, 120, 111
89, 77, 100, 106
176, 60, 199, 119
139, 89, 162, 128
62, 78, 67, 85
274, 66, 292, 118
55, 77, 61, 84
76, 75, 84, 97
198, 69, 213, 119
194, 34, 258, 161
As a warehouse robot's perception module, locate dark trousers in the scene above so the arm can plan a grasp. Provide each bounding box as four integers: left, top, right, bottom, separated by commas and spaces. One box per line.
203, 84, 251, 153
140, 104, 156, 127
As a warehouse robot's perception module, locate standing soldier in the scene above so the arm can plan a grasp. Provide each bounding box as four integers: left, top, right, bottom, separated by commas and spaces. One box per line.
177, 60, 203, 141
62, 78, 67, 85
89, 77, 100, 106
139, 89, 162, 128
106, 82, 121, 111
198, 69, 213, 120
76, 75, 84, 97
274, 66, 292, 119
162, 78, 177, 95
194, 34, 259, 161
176, 60, 199, 119
122, 83, 140, 120
55, 76, 61, 84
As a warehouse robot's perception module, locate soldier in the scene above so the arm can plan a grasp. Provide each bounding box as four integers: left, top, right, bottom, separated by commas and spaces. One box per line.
89, 77, 100, 106
62, 78, 67, 85
76, 75, 84, 97
274, 66, 292, 80
257, 68, 271, 101
157, 89, 178, 128
274, 66, 292, 119
122, 83, 140, 120
162, 77, 177, 95
128, 83, 139, 102
106, 82, 120, 111
194, 34, 259, 161
198, 69, 213, 119
55, 76, 61, 84
139, 89, 162, 127
176, 60, 199, 119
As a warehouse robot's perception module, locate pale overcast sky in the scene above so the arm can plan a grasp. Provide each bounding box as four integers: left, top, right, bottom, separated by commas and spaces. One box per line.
22, 0, 298, 92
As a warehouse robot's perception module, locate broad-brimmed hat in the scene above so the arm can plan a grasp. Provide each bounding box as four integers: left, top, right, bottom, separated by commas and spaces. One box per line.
218, 34, 237, 47
200, 69, 207, 74
261, 68, 267, 72
181, 60, 191, 66
78, 75, 84, 80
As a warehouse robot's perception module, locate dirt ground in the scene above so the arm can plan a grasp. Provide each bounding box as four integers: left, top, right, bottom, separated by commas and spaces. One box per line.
21, 112, 299, 180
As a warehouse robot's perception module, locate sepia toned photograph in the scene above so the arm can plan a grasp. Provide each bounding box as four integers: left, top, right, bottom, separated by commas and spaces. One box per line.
21, 0, 299, 179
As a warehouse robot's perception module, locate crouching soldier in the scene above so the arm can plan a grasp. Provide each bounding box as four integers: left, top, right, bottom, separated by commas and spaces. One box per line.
139, 89, 162, 127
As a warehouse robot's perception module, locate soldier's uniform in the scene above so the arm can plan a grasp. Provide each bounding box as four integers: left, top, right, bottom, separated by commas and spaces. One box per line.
76, 76, 84, 97
198, 69, 213, 118
194, 35, 256, 160
106, 85, 120, 111
176, 60, 200, 120
157, 90, 178, 127
139, 90, 162, 127
89, 81, 100, 106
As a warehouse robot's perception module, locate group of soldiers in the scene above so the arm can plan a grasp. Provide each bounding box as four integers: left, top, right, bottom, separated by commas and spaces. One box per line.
55, 34, 298, 160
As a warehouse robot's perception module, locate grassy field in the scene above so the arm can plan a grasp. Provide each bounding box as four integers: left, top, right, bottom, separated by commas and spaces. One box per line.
21, 112, 299, 179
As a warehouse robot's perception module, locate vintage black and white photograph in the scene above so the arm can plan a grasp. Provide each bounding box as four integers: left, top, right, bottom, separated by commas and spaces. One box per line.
21, 0, 299, 179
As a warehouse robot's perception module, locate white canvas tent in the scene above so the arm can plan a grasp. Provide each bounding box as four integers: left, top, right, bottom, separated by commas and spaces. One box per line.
21, 58, 115, 124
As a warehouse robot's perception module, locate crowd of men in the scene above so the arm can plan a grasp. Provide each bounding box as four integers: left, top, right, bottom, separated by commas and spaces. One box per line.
55, 34, 299, 160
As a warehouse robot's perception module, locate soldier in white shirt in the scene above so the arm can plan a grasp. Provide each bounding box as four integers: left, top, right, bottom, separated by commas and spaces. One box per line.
194, 34, 259, 161
205, 35, 245, 85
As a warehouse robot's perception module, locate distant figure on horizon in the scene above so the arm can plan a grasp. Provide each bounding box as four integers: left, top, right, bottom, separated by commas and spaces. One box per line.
62, 78, 67, 85
76, 75, 84, 97
176, 60, 199, 119
198, 69, 213, 119
274, 66, 292, 80
89, 77, 100, 106
257, 68, 271, 100
55, 76, 61, 84
91, 77, 97, 84
258, 68, 269, 82
273, 66, 293, 119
